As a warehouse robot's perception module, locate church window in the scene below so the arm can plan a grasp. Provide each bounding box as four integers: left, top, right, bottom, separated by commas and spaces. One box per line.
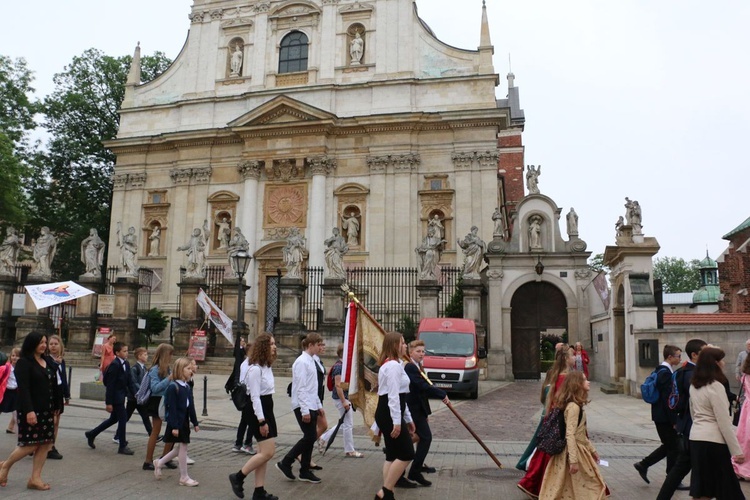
279, 31, 309, 74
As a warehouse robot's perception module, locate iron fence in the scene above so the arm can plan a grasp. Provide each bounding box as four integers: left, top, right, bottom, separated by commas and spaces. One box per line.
105, 266, 155, 315
302, 267, 324, 331
14, 265, 30, 293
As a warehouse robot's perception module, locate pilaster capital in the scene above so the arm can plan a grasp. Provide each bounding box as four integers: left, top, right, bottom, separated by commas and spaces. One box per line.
254, 2, 271, 13
308, 155, 337, 176
112, 173, 129, 190
238, 160, 264, 180
486, 269, 504, 281
366, 155, 389, 173
192, 167, 212, 184
127, 172, 147, 190
170, 168, 193, 185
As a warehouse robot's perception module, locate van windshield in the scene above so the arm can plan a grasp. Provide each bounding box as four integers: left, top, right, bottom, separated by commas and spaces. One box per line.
420, 332, 474, 357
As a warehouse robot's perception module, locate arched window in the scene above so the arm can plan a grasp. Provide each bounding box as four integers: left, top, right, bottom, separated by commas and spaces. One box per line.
279, 31, 309, 74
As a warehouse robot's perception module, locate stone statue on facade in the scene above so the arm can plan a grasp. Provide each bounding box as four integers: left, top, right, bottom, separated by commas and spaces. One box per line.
178, 220, 210, 279
624, 197, 634, 225
341, 211, 360, 246
80, 228, 105, 278
148, 226, 161, 257
528, 215, 542, 250
116, 223, 139, 277
566, 208, 579, 237
230, 44, 243, 76
615, 216, 625, 236
526, 165, 541, 195
217, 217, 231, 250
457, 226, 486, 280
350, 31, 364, 65
324, 227, 349, 280
631, 200, 643, 234
428, 214, 445, 240
227, 227, 250, 275
283, 228, 307, 280
29, 226, 57, 278
415, 225, 445, 281
0, 226, 21, 276
492, 207, 505, 238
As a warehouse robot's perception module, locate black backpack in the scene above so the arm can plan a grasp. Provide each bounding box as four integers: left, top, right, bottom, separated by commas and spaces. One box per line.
537, 405, 583, 455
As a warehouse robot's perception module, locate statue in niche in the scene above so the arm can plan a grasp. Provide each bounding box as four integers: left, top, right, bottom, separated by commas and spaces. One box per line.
324, 228, 349, 280
80, 228, 105, 278
526, 165, 541, 195
116, 223, 139, 277
457, 226, 486, 280
230, 44, 243, 77
492, 207, 505, 238
350, 31, 364, 65
428, 214, 445, 240
528, 216, 542, 250
148, 226, 161, 257
0, 226, 21, 276
341, 211, 360, 246
631, 200, 643, 234
615, 216, 625, 236
282, 228, 307, 279
29, 227, 57, 278
415, 225, 446, 281
566, 208, 579, 237
178, 220, 210, 278
227, 227, 250, 275
217, 217, 231, 250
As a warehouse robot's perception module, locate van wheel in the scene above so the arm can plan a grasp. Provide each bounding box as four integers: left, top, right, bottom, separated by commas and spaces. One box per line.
469, 387, 478, 399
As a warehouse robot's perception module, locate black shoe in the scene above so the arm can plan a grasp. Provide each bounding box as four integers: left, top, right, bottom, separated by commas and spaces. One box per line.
85, 431, 96, 449
253, 490, 279, 500
633, 462, 649, 484
47, 447, 63, 460
142, 462, 155, 471
118, 446, 135, 455
676, 482, 690, 491
409, 473, 432, 487
309, 464, 323, 471
395, 476, 418, 489
163, 459, 178, 469
228, 473, 245, 499
421, 465, 437, 474
298, 470, 321, 484
275, 461, 296, 481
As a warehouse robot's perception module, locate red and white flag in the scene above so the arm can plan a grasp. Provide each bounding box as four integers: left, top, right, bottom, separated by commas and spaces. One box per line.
196, 289, 234, 345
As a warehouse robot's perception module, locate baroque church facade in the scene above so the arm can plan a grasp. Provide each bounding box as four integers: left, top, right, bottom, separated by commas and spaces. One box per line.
106, 0, 526, 336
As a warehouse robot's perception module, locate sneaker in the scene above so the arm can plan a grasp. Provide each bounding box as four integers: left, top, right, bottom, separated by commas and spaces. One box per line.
253, 492, 279, 500
118, 446, 135, 455
395, 476, 418, 489
186, 456, 196, 465
47, 447, 63, 460
275, 461, 296, 481
241, 445, 256, 455
228, 473, 244, 498
408, 473, 432, 487
232, 445, 243, 453
298, 470, 321, 484
112, 437, 120, 444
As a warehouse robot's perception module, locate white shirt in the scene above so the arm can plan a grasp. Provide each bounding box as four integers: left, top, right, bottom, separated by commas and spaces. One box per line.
660, 361, 674, 372
377, 360, 413, 425
6, 365, 17, 390
176, 379, 190, 408
244, 364, 275, 421
239, 359, 251, 385
291, 351, 322, 415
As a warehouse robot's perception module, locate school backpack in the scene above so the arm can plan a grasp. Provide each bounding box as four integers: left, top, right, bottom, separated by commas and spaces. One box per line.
536, 405, 583, 455
668, 368, 687, 413
326, 360, 342, 392
641, 365, 669, 404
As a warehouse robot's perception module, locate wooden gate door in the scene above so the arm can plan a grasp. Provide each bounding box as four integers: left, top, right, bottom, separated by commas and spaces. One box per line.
511, 282, 568, 379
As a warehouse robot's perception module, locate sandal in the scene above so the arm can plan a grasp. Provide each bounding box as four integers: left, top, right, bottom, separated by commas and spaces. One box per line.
346, 451, 364, 458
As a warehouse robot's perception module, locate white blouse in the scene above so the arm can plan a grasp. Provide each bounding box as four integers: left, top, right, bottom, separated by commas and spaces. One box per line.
6, 365, 17, 390
244, 364, 275, 421
377, 360, 413, 425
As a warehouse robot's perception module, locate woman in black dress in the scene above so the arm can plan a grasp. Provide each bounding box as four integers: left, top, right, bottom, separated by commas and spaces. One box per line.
0, 331, 57, 490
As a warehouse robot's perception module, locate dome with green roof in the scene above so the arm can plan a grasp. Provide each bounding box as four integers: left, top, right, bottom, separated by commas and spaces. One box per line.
693, 251, 720, 304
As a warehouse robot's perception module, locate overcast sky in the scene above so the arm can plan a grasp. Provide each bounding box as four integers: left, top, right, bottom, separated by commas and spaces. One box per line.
3, 0, 748, 263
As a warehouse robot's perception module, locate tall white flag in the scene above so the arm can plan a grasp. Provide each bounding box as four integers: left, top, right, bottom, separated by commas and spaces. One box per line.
196, 289, 234, 345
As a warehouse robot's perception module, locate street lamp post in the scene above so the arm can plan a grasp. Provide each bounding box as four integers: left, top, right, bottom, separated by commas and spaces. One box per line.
231, 250, 252, 337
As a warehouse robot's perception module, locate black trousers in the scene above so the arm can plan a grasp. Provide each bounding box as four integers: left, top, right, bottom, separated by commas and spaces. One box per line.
656, 434, 691, 500
235, 405, 254, 447
116, 398, 151, 439
409, 415, 432, 477
282, 408, 318, 472
90, 402, 127, 450
641, 422, 678, 473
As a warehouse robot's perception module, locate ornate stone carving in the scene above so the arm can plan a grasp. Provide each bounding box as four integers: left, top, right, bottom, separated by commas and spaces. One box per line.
29, 227, 57, 279
227, 228, 250, 275
229, 43, 243, 77
0, 226, 21, 276
575, 268, 593, 280
487, 238, 506, 255
477, 150, 499, 169
283, 228, 307, 279
569, 239, 588, 253
350, 30, 364, 65
81, 228, 105, 278
210, 9, 223, 20
265, 184, 307, 226
238, 160, 263, 180
116, 222, 139, 278
308, 155, 337, 176
451, 152, 474, 169
254, 3, 271, 13
322, 0, 341, 4
526, 165, 541, 194
192, 167, 213, 184
366, 155, 389, 173
624, 197, 643, 235
112, 173, 129, 190
528, 215, 543, 250
177, 220, 210, 279
366, 154, 420, 173
128, 172, 147, 189
566, 208, 579, 237
415, 225, 445, 281
270, 159, 299, 182
170, 168, 192, 185
264, 227, 295, 241
324, 228, 348, 279
188, 11, 205, 23
486, 269, 504, 281
457, 226, 486, 280
492, 207, 505, 238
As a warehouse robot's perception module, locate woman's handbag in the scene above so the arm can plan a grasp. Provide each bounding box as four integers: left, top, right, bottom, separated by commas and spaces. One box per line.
733, 376, 745, 426
231, 382, 248, 411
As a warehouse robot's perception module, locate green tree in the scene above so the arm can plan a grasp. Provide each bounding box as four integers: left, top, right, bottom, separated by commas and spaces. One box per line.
653, 256, 701, 293
443, 277, 464, 318
588, 253, 608, 273
28, 48, 172, 279
395, 315, 418, 344
139, 308, 170, 346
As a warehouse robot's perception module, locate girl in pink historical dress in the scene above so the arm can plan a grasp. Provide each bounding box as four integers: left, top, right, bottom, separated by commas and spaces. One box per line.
734, 355, 750, 479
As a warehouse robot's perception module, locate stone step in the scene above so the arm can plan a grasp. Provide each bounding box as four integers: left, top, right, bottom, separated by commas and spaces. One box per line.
599, 382, 625, 395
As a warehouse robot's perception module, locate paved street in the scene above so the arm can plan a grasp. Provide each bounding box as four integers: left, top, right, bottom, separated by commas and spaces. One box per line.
1, 367, 748, 498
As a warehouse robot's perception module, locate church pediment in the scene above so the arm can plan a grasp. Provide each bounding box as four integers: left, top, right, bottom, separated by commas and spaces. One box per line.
228, 95, 338, 128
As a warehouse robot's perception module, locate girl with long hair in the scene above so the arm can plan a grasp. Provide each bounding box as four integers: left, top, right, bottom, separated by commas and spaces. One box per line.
539, 371, 608, 499
689, 346, 744, 498
229, 333, 280, 500
373, 332, 416, 500
1, 347, 20, 433
46, 334, 69, 460
142, 343, 175, 471
0, 332, 57, 490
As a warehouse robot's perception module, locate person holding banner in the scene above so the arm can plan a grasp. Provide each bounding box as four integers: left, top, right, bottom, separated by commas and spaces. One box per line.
374, 332, 416, 500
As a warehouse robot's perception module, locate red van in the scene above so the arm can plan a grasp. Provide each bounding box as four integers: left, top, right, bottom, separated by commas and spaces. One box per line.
416, 318, 486, 399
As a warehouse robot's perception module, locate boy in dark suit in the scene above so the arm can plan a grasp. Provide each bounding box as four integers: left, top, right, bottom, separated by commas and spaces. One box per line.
115, 347, 152, 443
404, 340, 450, 487
85, 342, 134, 455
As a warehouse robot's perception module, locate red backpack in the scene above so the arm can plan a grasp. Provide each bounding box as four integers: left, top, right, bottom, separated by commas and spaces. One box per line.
326, 361, 342, 392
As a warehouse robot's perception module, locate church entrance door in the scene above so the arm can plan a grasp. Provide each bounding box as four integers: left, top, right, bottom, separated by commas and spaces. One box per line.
511, 282, 568, 379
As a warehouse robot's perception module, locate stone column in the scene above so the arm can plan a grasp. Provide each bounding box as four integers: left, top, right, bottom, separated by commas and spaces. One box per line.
485, 237, 508, 380
108, 276, 139, 348
174, 277, 206, 352
15, 276, 54, 342
416, 280, 442, 319
307, 156, 336, 269
0, 275, 17, 345
273, 277, 307, 349
319, 278, 346, 337
239, 160, 262, 310
67, 276, 101, 351
461, 278, 486, 345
